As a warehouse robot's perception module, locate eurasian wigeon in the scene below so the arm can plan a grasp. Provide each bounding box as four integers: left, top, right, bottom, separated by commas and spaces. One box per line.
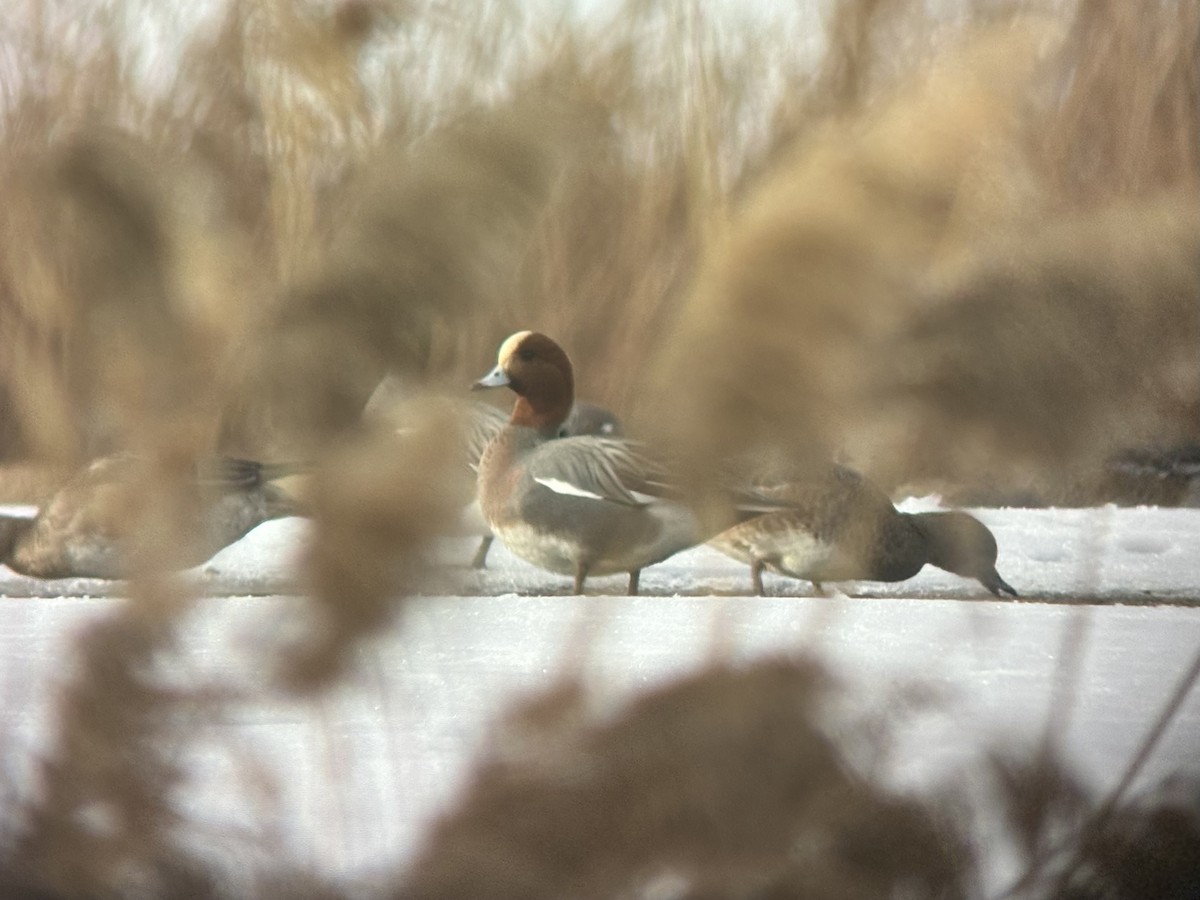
709, 462, 1018, 597
0, 454, 299, 580
471, 330, 776, 595
364, 373, 624, 569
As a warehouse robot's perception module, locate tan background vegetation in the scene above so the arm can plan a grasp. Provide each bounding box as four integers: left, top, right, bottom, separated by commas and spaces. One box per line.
0, 1, 1198, 896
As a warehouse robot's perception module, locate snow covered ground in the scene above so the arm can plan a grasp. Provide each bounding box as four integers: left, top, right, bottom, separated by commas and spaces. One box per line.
1, 499, 1197, 603
1, 501, 1198, 890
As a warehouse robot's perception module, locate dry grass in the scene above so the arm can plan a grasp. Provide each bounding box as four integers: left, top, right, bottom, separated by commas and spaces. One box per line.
654, 5, 1200, 505
397, 656, 1200, 900
398, 659, 972, 899
0, 0, 1198, 896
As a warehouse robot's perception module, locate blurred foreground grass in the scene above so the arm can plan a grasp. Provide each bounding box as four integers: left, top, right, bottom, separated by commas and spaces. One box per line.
0, 0, 1198, 896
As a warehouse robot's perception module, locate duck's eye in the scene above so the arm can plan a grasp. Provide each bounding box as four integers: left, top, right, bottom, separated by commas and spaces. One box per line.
517, 349, 535, 362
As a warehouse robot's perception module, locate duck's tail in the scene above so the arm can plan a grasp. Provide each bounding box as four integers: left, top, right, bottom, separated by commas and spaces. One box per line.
722, 485, 801, 528
203, 457, 314, 490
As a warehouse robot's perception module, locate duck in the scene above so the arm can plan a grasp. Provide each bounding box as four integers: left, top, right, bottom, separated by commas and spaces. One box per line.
363, 373, 623, 569
560, 400, 622, 440
708, 462, 1018, 597
471, 330, 776, 595
0, 454, 300, 580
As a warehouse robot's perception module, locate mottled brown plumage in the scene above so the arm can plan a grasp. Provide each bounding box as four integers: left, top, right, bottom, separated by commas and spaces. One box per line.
0, 454, 298, 579
711, 463, 1017, 596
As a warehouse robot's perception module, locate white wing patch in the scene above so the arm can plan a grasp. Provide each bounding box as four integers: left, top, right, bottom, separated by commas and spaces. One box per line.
534, 477, 606, 501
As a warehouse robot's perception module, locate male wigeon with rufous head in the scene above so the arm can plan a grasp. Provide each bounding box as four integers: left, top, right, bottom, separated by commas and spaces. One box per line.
363, 372, 623, 569
471, 330, 768, 595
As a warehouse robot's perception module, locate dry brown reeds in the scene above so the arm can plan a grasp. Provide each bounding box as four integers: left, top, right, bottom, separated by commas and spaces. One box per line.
655, 3, 1200, 506
1040, 0, 1200, 205
1, 0, 1199, 896
399, 657, 1200, 900
399, 658, 972, 900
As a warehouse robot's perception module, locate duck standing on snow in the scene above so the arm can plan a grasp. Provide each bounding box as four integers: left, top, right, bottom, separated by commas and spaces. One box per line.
472, 330, 773, 595
0, 454, 300, 580
364, 374, 623, 569
709, 462, 1018, 597
462, 399, 623, 568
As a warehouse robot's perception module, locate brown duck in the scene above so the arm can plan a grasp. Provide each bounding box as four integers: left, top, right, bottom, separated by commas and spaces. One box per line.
710, 463, 1018, 597
0, 454, 299, 580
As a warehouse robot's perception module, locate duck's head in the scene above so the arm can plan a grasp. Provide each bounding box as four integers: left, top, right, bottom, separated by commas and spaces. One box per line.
914, 510, 1018, 597
561, 400, 622, 438
472, 331, 575, 433
0, 515, 34, 564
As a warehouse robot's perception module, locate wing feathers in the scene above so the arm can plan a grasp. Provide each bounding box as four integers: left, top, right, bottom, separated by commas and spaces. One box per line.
527, 437, 668, 507
533, 476, 607, 501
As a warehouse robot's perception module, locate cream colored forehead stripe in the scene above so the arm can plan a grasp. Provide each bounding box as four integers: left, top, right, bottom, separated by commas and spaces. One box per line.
497, 330, 533, 367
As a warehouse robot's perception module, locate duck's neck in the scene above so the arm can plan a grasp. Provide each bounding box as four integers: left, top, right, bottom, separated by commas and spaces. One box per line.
869, 513, 930, 581
906, 512, 968, 575
509, 392, 571, 438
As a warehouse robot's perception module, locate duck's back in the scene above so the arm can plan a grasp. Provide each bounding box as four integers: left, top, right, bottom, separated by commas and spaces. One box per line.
712, 463, 924, 584
7, 455, 297, 579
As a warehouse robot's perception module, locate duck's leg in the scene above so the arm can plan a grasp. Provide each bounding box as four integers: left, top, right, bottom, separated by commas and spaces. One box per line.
572, 563, 588, 595
470, 535, 494, 569
812, 581, 828, 597
751, 558, 766, 596
627, 569, 640, 596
